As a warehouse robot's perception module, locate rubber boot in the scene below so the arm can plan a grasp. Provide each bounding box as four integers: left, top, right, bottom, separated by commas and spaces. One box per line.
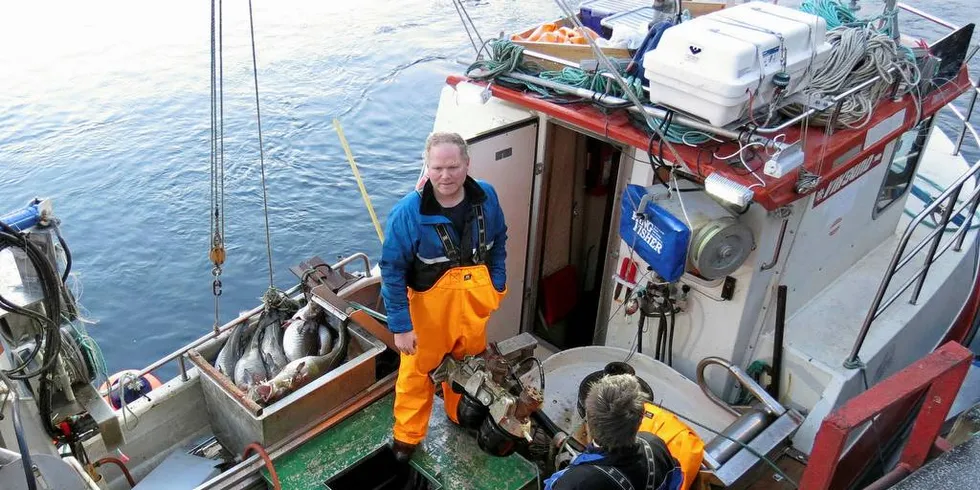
391, 439, 417, 464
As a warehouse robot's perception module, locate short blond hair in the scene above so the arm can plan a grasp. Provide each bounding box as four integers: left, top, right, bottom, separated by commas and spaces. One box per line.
424, 132, 469, 164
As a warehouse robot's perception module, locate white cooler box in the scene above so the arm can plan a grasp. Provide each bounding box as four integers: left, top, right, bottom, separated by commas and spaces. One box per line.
643, 1, 832, 127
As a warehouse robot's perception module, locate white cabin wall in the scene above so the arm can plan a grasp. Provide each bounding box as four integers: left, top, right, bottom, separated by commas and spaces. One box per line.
432, 83, 535, 140
779, 139, 909, 318
600, 148, 808, 395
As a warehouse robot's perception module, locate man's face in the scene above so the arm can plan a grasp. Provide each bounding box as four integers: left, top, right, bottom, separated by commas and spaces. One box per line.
425, 143, 468, 199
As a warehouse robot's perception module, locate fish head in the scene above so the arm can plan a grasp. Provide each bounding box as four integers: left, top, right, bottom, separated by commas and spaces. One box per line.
256, 384, 273, 403
291, 362, 310, 385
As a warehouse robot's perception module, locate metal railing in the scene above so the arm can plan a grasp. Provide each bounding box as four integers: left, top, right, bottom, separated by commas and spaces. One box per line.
136, 253, 374, 381
804, 342, 973, 489
844, 76, 980, 369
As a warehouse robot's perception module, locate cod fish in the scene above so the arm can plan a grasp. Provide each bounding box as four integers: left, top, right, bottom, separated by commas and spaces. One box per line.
234, 326, 269, 389
283, 310, 319, 362
259, 310, 291, 377
317, 324, 334, 356
246, 320, 350, 405
215, 320, 258, 378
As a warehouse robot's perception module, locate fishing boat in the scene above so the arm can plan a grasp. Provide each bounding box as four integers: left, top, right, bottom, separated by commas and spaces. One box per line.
1, 0, 979, 488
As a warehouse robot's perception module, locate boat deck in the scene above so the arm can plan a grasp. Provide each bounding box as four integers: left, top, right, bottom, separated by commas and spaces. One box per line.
784, 130, 978, 374
264, 391, 539, 489
893, 434, 980, 490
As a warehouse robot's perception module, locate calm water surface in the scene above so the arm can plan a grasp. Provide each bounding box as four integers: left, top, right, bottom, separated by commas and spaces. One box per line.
0, 0, 977, 379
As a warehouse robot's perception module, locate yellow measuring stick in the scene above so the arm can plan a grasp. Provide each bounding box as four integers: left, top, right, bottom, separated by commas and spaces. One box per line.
334, 118, 384, 244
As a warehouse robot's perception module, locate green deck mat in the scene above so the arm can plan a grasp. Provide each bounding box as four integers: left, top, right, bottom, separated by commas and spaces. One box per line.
265, 392, 540, 489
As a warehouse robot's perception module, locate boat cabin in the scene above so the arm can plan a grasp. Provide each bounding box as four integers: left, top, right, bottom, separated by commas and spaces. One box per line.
429, 7, 979, 463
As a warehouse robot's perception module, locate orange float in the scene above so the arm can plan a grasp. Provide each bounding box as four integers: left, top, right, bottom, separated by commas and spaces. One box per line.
99, 369, 162, 410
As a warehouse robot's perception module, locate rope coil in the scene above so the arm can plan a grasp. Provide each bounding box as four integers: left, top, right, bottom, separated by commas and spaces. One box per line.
781, 26, 919, 128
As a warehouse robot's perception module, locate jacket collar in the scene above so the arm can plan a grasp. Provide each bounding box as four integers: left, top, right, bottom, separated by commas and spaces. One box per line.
418, 176, 487, 216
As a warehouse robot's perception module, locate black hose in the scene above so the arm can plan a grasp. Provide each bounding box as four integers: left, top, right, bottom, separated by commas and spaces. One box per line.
0, 224, 63, 374
0, 371, 38, 490
0, 291, 58, 331
769, 285, 787, 399
511, 357, 547, 393
527, 357, 546, 393
52, 222, 71, 284
0, 221, 63, 437
3, 335, 43, 375
656, 302, 669, 363
655, 305, 667, 362
636, 313, 646, 354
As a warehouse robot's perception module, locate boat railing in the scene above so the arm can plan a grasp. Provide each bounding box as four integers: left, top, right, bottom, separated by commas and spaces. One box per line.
136, 252, 374, 382
805, 341, 973, 489
844, 70, 980, 368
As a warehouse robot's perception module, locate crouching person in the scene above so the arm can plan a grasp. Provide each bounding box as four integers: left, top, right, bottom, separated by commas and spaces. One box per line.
544, 374, 684, 490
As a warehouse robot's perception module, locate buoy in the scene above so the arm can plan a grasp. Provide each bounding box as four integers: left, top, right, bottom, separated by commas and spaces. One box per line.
99, 370, 162, 410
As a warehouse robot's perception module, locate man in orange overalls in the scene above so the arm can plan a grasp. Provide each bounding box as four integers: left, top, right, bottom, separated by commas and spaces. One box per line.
380, 132, 508, 462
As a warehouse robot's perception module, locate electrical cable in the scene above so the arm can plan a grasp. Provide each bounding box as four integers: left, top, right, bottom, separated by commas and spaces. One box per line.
0, 370, 38, 490
553, 0, 698, 171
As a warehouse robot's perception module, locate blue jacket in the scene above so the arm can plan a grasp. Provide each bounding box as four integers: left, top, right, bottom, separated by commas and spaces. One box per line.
544, 433, 682, 490
380, 177, 507, 334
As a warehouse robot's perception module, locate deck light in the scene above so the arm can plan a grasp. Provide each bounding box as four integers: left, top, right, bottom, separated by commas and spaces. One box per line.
704, 172, 754, 208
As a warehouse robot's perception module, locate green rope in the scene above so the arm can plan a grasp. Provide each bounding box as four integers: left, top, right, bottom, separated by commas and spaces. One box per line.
800, 0, 897, 34
735, 360, 772, 405
466, 39, 709, 144
466, 39, 527, 82
63, 314, 109, 387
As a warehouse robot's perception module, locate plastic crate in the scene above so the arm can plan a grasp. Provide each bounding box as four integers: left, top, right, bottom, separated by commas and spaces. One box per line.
600, 7, 658, 38
579, 0, 648, 35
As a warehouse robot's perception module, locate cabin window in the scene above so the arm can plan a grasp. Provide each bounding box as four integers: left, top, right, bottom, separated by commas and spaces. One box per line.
874, 117, 933, 216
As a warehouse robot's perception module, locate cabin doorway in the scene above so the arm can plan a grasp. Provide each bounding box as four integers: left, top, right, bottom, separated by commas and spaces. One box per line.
530, 124, 622, 349
466, 120, 539, 344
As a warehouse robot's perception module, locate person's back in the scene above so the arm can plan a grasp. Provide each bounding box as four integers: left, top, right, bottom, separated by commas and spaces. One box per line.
549, 432, 681, 490
544, 375, 683, 490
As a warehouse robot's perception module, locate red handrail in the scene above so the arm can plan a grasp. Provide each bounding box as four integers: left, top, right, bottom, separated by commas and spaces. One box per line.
801, 341, 973, 490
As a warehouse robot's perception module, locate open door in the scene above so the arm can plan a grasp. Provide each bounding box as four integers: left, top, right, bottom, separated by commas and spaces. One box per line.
425, 83, 539, 343
465, 121, 538, 344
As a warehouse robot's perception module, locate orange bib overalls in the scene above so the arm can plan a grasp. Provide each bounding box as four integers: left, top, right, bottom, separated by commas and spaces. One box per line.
393, 206, 506, 446
638, 402, 705, 490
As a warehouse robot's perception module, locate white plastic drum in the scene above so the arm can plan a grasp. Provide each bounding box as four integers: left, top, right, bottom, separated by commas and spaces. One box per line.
541, 346, 737, 442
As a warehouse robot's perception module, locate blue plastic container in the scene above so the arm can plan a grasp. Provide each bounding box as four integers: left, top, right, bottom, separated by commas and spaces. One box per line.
619, 185, 690, 283
579, 0, 648, 36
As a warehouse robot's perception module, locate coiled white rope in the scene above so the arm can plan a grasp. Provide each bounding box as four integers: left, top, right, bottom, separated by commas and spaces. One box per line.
782, 26, 920, 128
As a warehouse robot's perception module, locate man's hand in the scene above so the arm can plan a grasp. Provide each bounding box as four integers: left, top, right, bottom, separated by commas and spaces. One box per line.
394, 331, 418, 355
